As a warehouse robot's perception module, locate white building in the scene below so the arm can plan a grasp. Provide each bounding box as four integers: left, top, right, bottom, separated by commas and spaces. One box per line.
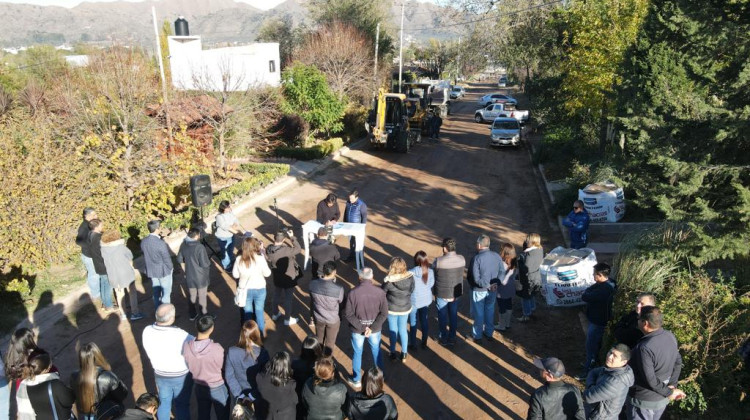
167, 36, 280, 91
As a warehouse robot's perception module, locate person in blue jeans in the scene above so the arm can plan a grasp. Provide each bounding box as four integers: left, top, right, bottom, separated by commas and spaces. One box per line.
408, 251, 435, 350
215, 200, 246, 271
87, 218, 114, 310
562, 200, 591, 249
383, 257, 415, 361
75, 207, 101, 301
580, 263, 617, 376
141, 220, 175, 308
183, 315, 230, 420
467, 234, 502, 343
343, 189, 367, 262
344, 268, 388, 388
233, 237, 271, 336
433, 238, 466, 347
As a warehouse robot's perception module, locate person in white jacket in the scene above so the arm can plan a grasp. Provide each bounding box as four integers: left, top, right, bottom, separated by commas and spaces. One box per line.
233, 237, 272, 336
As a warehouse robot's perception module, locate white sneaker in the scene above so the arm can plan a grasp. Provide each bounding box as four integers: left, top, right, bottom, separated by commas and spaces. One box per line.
284, 317, 298, 326
271, 313, 282, 321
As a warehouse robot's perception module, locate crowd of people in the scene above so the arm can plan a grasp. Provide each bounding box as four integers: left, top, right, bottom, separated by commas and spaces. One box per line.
0, 191, 687, 420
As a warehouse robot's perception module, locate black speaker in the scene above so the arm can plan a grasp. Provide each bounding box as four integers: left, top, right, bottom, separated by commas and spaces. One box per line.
190, 174, 212, 207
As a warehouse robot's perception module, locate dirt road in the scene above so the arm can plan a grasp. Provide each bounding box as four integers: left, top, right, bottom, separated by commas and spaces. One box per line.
39, 83, 585, 419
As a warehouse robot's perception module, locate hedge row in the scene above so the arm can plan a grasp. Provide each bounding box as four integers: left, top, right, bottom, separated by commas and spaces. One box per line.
274, 137, 344, 161
160, 162, 290, 230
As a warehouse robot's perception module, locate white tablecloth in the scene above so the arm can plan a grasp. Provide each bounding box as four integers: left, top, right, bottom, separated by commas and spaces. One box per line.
302, 220, 366, 270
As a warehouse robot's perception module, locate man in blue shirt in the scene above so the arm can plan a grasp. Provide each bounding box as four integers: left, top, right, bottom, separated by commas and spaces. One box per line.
467, 234, 502, 343
343, 189, 367, 262
563, 200, 591, 249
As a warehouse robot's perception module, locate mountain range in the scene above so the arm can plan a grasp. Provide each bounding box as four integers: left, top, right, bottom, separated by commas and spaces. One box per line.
0, 0, 462, 47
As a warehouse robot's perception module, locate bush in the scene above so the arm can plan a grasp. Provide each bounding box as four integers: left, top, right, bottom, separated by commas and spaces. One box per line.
280, 64, 345, 135
271, 113, 310, 147
340, 105, 368, 143
274, 137, 344, 160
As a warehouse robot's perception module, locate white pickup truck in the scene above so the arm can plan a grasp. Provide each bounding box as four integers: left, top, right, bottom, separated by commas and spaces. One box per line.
474, 103, 529, 124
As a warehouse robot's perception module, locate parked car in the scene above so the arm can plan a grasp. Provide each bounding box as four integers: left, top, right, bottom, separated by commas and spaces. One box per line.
498, 76, 508, 87
474, 103, 529, 124
478, 93, 517, 106
450, 85, 465, 99
488, 117, 521, 147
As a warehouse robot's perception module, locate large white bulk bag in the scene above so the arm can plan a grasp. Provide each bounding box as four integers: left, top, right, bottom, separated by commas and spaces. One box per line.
578, 182, 626, 223
540, 247, 598, 307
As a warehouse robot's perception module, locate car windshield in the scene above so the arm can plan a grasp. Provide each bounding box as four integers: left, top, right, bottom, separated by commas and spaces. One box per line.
493, 121, 519, 130
452, 87, 461, 92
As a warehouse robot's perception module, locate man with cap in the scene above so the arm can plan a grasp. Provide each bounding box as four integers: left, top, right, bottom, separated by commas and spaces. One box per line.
344, 267, 387, 389
527, 357, 585, 420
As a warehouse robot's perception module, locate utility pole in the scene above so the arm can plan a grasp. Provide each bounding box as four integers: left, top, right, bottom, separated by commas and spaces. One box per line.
398, 3, 404, 93
457, 36, 461, 83
152, 6, 174, 150
374, 23, 380, 94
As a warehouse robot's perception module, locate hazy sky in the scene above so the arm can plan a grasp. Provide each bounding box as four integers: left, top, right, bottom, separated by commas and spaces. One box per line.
0, 0, 290, 10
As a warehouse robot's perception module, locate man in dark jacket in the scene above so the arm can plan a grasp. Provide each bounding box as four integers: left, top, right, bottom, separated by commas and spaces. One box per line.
316, 193, 340, 225
583, 344, 634, 420
310, 261, 345, 354
433, 237, 465, 346
562, 200, 590, 249
177, 228, 211, 320
76, 207, 101, 301
527, 357, 585, 420
266, 229, 302, 326
467, 234, 502, 343
626, 306, 685, 420
613, 293, 656, 349
88, 218, 114, 310
309, 227, 340, 278
580, 263, 617, 375
140, 220, 174, 308
117, 392, 159, 419
344, 267, 387, 388
343, 189, 367, 262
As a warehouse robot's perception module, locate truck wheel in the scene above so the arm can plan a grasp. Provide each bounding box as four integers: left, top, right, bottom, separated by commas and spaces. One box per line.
414, 131, 422, 144
474, 114, 483, 123
396, 132, 410, 153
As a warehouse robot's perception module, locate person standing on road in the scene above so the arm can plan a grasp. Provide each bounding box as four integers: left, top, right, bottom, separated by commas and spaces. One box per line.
527, 357, 585, 420
309, 262, 345, 355
433, 237, 466, 347
408, 251, 434, 350
76, 207, 101, 302
88, 219, 115, 312
382, 257, 415, 361
233, 237, 272, 336
494, 243, 517, 332
177, 228, 212, 320
562, 200, 590, 249
344, 268, 387, 389
580, 263, 617, 376
291, 337, 323, 420
225, 320, 270, 414
467, 234, 502, 344
346, 367, 398, 420
309, 227, 340, 279
266, 229, 303, 326
431, 111, 443, 141
517, 233, 543, 322
100, 230, 144, 321
343, 189, 367, 262
141, 304, 193, 420
316, 193, 341, 226
215, 201, 246, 271
70, 342, 128, 420
613, 293, 656, 349
255, 351, 297, 420
583, 344, 634, 420
183, 315, 230, 420
141, 220, 174, 309
625, 306, 686, 420
301, 356, 348, 420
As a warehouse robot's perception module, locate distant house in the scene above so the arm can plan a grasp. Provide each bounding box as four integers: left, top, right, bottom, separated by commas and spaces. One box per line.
167, 36, 280, 91
64, 55, 89, 67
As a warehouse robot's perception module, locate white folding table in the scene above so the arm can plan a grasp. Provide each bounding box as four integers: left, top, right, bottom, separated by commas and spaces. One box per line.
302, 220, 366, 271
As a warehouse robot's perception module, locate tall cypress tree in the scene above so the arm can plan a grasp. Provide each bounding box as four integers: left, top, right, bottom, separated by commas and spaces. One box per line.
616, 0, 750, 265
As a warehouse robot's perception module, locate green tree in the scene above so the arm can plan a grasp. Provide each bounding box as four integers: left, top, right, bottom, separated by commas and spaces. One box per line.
281, 64, 345, 136
256, 15, 299, 69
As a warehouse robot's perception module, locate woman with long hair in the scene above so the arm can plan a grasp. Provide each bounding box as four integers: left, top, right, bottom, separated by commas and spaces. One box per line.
407, 251, 435, 350
256, 351, 297, 420
225, 320, 270, 413
382, 257, 415, 361
4, 328, 54, 418
346, 367, 397, 420
517, 233, 543, 322
233, 237, 272, 335
70, 342, 128, 419
291, 337, 323, 420
16, 353, 75, 420
100, 230, 144, 321
302, 357, 347, 420
495, 243, 518, 332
